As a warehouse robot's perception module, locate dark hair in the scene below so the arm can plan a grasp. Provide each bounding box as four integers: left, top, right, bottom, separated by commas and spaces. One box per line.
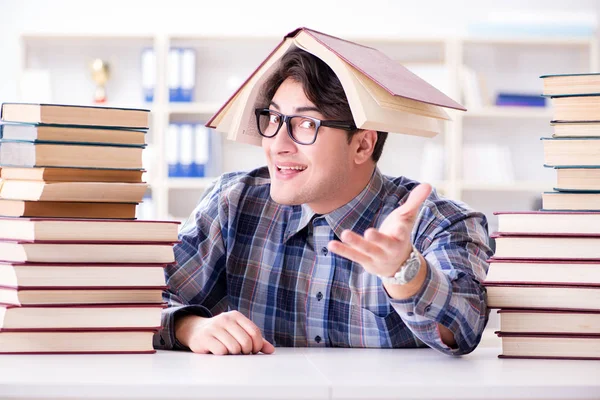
261, 48, 388, 162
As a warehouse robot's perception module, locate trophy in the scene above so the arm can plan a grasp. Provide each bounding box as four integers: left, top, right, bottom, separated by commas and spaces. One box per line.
90, 59, 110, 103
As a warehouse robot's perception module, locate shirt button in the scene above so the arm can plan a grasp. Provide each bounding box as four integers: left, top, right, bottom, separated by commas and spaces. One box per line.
316, 292, 323, 301
321, 247, 328, 256
424, 305, 432, 313
315, 335, 322, 344
407, 312, 414, 316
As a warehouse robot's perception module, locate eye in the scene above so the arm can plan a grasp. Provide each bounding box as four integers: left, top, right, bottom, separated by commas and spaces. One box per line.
299, 119, 316, 129
269, 113, 280, 124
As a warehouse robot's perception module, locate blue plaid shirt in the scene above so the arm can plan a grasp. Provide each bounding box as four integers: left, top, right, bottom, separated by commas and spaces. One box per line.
154, 167, 492, 355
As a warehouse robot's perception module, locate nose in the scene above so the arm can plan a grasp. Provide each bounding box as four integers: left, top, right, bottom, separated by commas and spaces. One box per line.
269, 121, 297, 154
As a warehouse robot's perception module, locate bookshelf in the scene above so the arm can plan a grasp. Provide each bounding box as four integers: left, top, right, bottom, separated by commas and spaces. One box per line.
18, 33, 599, 230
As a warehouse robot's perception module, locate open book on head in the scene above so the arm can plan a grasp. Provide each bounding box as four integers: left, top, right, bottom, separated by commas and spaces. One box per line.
206, 27, 466, 146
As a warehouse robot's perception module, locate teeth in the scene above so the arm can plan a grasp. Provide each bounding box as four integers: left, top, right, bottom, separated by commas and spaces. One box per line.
278, 165, 306, 171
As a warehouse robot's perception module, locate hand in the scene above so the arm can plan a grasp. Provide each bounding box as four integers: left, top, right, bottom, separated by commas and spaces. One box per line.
327, 183, 432, 279
175, 310, 275, 355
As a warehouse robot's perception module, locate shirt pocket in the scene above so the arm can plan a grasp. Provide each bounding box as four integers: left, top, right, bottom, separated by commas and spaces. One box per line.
347, 305, 395, 348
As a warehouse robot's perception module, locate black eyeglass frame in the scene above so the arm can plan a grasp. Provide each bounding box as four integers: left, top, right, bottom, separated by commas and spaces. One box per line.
254, 108, 357, 145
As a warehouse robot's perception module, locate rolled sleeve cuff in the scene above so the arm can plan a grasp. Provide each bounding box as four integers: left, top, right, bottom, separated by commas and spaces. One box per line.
387, 260, 459, 354
153, 305, 212, 351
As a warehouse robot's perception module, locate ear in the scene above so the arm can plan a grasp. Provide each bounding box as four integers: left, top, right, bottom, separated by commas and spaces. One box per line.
353, 130, 378, 165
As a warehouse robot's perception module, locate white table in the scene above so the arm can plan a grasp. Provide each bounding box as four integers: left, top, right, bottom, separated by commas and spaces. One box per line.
0, 332, 599, 400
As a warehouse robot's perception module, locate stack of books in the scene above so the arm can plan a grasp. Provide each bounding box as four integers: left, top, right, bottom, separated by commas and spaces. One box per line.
0, 103, 179, 354
485, 73, 600, 360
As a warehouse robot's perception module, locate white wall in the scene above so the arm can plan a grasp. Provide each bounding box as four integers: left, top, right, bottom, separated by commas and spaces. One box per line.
1, 0, 599, 101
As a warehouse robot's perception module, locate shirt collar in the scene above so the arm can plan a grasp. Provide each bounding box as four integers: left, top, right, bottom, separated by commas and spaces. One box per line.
283, 168, 385, 242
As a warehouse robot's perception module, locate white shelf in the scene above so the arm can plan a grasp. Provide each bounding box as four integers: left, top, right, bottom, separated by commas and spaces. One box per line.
462, 37, 596, 46
166, 177, 218, 189
463, 106, 553, 119
459, 181, 551, 192
165, 102, 222, 115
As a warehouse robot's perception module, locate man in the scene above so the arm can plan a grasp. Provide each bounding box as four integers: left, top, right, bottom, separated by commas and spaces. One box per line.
154, 48, 492, 356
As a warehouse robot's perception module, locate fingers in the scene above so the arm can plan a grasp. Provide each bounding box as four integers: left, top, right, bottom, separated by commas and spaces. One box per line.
196, 335, 228, 355
235, 315, 266, 354
394, 183, 432, 220
261, 338, 276, 354
213, 329, 242, 355
226, 321, 256, 355
192, 311, 275, 356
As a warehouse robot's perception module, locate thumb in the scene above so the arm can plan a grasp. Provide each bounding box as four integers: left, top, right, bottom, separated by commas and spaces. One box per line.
396, 183, 432, 220
260, 338, 275, 354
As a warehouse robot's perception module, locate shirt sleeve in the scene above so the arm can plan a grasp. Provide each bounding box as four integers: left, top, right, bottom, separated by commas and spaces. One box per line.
153, 178, 229, 350
387, 199, 493, 356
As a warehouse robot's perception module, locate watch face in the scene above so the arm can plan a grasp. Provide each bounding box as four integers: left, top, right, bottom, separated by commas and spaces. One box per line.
402, 257, 421, 283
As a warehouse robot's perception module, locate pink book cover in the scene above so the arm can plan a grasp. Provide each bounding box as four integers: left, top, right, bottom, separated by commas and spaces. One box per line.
494, 211, 600, 216
0, 217, 180, 224
491, 232, 600, 238
206, 27, 465, 127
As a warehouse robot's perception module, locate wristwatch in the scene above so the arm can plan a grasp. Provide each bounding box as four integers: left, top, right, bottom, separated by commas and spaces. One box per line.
378, 246, 421, 285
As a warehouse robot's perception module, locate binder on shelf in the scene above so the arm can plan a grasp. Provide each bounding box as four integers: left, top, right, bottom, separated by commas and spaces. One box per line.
180, 49, 196, 103
166, 123, 179, 177
179, 124, 194, 177
141, 48, 156, 103
193, 124, 210, 177
168, 48, 181, 102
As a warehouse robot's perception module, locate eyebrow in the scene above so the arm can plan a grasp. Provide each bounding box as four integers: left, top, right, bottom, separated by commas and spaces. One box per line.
269, 101, 321, 114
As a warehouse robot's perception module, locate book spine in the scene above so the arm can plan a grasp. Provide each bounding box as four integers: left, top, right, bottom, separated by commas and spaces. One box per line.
141, 48, 156, 103
166, 123, 179, 178
168, 48, 181, 102
495, 93, 546, 107
180, 48, 195, 103
179, 124, 194, 178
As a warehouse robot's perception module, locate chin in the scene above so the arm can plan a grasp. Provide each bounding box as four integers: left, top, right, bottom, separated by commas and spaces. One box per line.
270, 188, 302, 205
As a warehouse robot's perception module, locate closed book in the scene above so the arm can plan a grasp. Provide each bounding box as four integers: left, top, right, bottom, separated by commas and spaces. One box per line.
484, 283, 600, 310
0, 123, 146, 146
552, 121, 600, 138
0, 141, 143, 169
492, 233, 600, 259
495, 211, 600, 235
0, 286, 165, 306
0, 103, 149, 130
0, 200, 137, 219
542, 191, 600, 211
0, 303, 165, 330
495, 93, 546, 107
0, 181, 148, 203
207, 27, 464, 145
548, 94, 600, 122
0, 329, 157, 354
486, 258, 600, 285
0, 262, 167, 287
542, 137, 600, 167
498, 309, 600, 335
541, 73, 600, 96
0, 217, 179, 242
553, 166, 600, 191
497, 332, 600, 360
0, 166, 144, 183
0, 241, 176, 264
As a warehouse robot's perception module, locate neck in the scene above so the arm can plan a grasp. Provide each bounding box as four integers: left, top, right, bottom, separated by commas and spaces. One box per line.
308, 165, 375, 214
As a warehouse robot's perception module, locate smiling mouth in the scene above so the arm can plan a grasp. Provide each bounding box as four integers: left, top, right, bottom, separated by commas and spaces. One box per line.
276, 165, 307, 171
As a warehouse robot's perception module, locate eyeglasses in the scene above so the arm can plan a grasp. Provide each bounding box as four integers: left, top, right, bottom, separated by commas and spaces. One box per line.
254, 108, 357, 145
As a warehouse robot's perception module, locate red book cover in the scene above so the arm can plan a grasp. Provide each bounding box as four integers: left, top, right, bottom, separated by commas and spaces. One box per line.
206, 27, 465, 127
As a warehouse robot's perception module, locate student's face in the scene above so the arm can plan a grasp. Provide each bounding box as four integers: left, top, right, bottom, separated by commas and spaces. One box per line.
262, 78, 355, 213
